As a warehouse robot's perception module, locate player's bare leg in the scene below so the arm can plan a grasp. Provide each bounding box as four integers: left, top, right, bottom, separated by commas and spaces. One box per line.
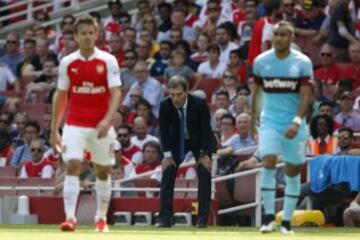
93, 163, 111, 233
60, 159, 82, 231
259, 155, 277, 233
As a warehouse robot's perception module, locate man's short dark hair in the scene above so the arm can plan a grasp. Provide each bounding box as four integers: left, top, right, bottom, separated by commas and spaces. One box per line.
124, 49, 138, 59
24, 39, 36, 46
319, 101, 334, 109
215, 89, 230, 99
25, 120, 41, 133
158, 2, 173, 11
338, 127, 354, 139
208, 44, 220, 54
143, 141, 162, 155
220, 113, 235, 126
0, 129, 10, 141
117, 124, 132, 134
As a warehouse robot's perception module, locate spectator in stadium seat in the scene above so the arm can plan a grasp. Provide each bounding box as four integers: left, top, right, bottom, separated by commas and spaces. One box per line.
174, 0, 199, 28
109, 33, 125, 68
19, 139, 54, 178
212, 69, 240, 104
217, 113, 238, 148
157, 2, 173, 33
123, 61, 164, 117
0, 128, 13, 166
121, 49, 138, 89
194, 0, 226, 38
168, 27, 183, 46
34, 37, 59, 68
54, 15, 76, 54
228, 50, 247, 85
335, 91, 360, 131
25, 57, 58, 102
0, 32, 23, 75
212, 108, 229, 142
217, 113, 256, 156
10, 112, 29, 147
131, 116, 159, 149
292, 1, 326, 37
307, 114, 338, 156
336, 127, 360, 155
213, 89, 231, 111
10, 120, 44, 168
215, 24, 239, 65
318, 101, 342, 130
230, 95, 251, 116
164, 49, 202, 90
142, 14, 160, 45
135, 0, 153, 30
124, 87, 143, 115
136, 40, 155, 68
139, 28, 160, 59
0, 63, 20, 91
16, 39, 42, 78
150, 41, 172, 78
342, 42, 360, 90
127, 98, 159, 137
115, 124, 143, 165
197, 44, 227, 78
103, 0, 123, 40
0, 112, 13, 132
124, 27, 137, 50
162, 8, 197, 44
118, 12, 132, 32
315, 43, 343, 101
328, 0, 356, 62
191, 33, 209, 64
247, 0, 282, 67
129, 141, 162, 182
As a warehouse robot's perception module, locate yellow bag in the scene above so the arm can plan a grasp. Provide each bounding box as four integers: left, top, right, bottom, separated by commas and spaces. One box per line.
276, 210, 325, 227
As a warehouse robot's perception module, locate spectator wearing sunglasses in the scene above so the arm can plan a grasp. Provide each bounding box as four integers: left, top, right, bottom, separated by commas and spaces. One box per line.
314, 43, 343, 101
19, 139, 54, 178
0, 31, 23, 75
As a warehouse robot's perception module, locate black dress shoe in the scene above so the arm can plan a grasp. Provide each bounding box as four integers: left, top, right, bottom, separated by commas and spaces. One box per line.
195, 218, 208, 228
156, 219, 172, 228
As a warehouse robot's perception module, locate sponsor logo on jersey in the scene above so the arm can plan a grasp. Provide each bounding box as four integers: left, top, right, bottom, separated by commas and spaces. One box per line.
72, 81, 106, 94
262, 78, 299, 93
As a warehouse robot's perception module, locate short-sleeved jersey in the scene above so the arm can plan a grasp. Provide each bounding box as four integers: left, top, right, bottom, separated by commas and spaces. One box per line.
253, 49, 313, 131
58, 48, 122, 128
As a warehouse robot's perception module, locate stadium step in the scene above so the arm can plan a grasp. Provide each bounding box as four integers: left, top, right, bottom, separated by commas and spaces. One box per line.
113, 211, 132, 226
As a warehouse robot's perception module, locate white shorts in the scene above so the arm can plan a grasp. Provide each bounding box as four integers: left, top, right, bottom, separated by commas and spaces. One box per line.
61, 124, 116, 166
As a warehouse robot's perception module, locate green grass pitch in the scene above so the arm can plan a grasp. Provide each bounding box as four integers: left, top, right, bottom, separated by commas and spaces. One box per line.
0, 225, 359, 240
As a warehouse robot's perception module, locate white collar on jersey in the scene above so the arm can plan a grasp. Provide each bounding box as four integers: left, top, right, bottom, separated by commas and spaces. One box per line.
75, 47, 100, 61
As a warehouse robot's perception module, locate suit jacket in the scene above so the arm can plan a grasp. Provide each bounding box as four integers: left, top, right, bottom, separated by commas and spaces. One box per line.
159, 94, 216, 161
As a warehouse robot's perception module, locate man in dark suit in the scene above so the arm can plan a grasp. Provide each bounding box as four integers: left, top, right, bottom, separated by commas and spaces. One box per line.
158, 75, 216, 228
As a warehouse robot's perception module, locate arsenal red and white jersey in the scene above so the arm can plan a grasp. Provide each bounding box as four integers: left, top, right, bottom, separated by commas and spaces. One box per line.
58, 48, 122, 128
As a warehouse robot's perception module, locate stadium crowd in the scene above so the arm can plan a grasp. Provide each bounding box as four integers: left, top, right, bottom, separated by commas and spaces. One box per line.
1, 0, 360, 227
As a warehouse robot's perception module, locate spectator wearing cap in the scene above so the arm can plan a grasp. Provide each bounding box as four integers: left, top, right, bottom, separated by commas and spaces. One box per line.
197, 44, 227, 78
342, 42, 360, 90
19, 139, 54, 178
0, 129, 13, 166
328, 0, 356, 62
104, 0, 124, 40
315, 43, 343, 100
335, 91, 360, 131
0, 32, 23, 75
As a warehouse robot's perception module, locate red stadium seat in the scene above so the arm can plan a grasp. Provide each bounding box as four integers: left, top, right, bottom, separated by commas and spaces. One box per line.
0, 91, 23, 99
197, 78, 222, 103
133, 179, 159, 197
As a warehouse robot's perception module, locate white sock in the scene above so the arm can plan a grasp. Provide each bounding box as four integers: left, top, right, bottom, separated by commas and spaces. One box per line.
63, 175, 80, 222
95, 176, 111, 220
